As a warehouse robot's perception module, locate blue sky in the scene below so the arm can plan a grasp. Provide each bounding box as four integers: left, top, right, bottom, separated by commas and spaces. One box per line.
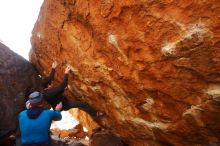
0, 0, 43, 59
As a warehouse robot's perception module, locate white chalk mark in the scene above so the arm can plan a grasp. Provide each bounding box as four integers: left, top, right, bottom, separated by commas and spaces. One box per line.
182, 105, 204, 116
182, 105, 205, 127
108, 32, 128, 64
66, 63, 79, 75
132, 118, 169, 130
90, 85, 101, 92
161, 23, 210, 56
161, 42, 177, 56
94, 62, 113, 71
185, 23, 207, 40
108, 32, 119, 48
142, 97, 155, 111
206, 84, 220, 102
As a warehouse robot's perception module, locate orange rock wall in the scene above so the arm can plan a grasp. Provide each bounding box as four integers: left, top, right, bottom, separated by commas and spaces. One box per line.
30, 0, 220, 145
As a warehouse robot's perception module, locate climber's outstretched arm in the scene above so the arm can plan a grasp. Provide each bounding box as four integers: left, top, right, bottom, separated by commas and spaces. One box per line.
41, 61, 57, 87
42, 68, 55, 87
43, 66, 70, 98
43, 73, 68, 98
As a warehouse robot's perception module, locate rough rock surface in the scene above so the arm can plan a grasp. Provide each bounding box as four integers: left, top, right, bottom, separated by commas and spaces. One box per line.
89, 129, 126, 146
51, 124, 86, 139
69, 109, 99, 133
51, 137, 86, 146
0, 43, 39, 137
30, 0, 220, 145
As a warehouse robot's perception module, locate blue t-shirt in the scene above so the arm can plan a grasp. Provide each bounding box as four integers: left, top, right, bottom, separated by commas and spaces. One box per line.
19, 109, 61, 144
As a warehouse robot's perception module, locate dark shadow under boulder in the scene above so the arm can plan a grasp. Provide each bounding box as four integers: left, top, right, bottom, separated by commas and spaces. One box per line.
89, 128, 128, 146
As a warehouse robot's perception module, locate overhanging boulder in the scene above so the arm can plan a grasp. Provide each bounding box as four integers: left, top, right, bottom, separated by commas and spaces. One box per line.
30, 1, 220, 145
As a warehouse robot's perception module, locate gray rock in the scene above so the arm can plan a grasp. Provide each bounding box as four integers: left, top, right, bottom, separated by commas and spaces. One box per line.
0, 42, 39, 137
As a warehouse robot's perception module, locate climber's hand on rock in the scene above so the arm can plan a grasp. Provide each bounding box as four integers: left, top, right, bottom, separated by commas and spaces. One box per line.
52, 61, 58, 69
55, 102, 62, 111
65, 66, 71, 74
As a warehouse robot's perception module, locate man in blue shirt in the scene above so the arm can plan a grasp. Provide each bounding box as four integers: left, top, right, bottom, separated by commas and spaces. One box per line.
19, 91, 62, 146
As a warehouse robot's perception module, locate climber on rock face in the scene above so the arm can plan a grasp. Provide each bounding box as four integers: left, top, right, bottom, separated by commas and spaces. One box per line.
40, 61, 104, 119
41, 61, 58, 89
19, 91, 62, 146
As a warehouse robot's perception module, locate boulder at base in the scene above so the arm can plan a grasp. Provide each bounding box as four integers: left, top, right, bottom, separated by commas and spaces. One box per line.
0, 42, 39, 137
